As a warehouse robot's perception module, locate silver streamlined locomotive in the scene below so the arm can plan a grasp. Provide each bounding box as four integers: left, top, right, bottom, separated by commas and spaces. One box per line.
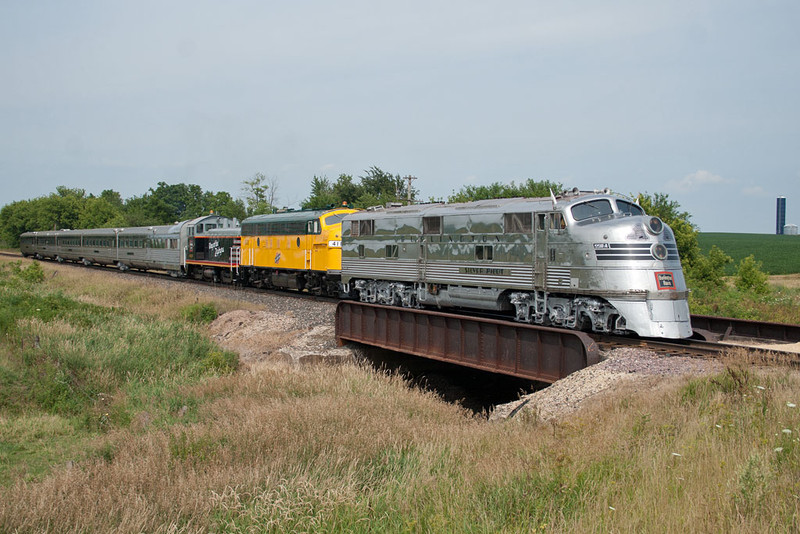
340, 189, 692, 339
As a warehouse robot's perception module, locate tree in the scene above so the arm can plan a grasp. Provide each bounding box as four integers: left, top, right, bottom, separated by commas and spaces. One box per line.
78, 197, 126, 229
448, 179, 564, 203
358, 166, 410, 207
99, 189, 124, 209
302, 168, 415, 210
332, 174, 360, 206
139, 182, 206, 224
302, 176, 338, 209
0, 200, 37, 247
0, 186, 128, 246
636, 192, 700, 268
241, 173, 276, 216
203, 191, 247, 221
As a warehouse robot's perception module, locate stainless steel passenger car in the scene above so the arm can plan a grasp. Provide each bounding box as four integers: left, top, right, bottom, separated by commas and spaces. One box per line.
341, 190, 691, 338
20, 214, 237, 276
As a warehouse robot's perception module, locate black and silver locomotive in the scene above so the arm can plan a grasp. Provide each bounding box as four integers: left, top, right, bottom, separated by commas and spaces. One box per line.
340, 189, 691, 338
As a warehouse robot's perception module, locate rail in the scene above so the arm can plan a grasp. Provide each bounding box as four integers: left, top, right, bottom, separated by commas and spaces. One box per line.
691, 314, 800, 343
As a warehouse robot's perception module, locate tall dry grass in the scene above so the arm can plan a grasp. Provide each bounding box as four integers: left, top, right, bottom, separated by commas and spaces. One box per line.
3, 356, 800, 532
28, 257, 257, 319
3, 257, 800, 532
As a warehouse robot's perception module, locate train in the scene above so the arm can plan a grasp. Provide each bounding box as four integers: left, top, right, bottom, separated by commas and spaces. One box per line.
19, 189, 692, 339
341, 189, 691, 339
20, 206, 358, 295
19, 214, 238, 276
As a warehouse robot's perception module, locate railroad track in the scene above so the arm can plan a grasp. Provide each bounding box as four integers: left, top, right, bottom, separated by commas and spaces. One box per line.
592, 333, 800, 367
1, 249, 339, 305
5, 249, 799, 367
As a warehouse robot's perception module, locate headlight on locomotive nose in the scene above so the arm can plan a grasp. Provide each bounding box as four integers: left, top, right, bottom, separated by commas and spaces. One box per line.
651, 243, 668, 260
646, 217, 664, 235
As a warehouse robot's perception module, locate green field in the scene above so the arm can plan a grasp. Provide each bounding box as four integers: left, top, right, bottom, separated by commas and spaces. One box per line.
698, 232, 800, 275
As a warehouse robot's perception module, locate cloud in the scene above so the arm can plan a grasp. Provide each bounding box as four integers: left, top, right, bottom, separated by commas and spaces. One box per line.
741, 186, 767, 196
320, 163, 336, 172
668, 170, 726, 192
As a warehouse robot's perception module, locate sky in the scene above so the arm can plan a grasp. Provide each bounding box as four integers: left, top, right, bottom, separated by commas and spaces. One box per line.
1, 0, 798, 233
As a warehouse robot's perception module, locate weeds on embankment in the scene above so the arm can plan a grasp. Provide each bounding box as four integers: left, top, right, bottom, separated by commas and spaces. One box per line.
689, 276, 800, 325
2, 257, 800, 532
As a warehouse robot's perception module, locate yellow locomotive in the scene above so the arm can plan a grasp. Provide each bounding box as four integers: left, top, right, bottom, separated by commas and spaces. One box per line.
240, 206, 358, 295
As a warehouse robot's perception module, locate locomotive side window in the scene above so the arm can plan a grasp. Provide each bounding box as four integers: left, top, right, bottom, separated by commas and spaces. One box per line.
475, 245, 493, 261
536, 213, 547, 231
307, 220, 321, 234
549, 213, 566, 230
423, 216, 442, 235
504, 212, 532, 233
358, 244, 365, 258
359, 220, 374, 236
385, 245, 398, 258
571, 200, 613, 221
616, 200, 644, 216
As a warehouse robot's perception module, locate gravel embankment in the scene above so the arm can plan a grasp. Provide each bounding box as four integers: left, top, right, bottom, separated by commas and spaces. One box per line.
489, 347, 723, 421
115, 273, 730, 421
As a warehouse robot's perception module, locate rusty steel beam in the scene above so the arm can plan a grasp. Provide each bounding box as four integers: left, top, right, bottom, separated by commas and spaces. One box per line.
691, 314, 800, 343
335, 301, 600, 383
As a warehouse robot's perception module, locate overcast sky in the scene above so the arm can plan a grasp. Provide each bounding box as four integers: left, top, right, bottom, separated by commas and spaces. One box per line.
2, 1, 798, 233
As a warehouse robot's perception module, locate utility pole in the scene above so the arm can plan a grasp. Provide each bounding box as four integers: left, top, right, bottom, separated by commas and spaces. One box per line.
404, 175, 417, 205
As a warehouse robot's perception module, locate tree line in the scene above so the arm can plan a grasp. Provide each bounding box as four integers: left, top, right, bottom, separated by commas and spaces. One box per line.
1, 167, 748, 294
0, 167, 418, 247
0, 183, 247, 248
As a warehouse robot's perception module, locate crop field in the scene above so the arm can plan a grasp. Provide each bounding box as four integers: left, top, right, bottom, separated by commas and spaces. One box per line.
698, 233, 800, 275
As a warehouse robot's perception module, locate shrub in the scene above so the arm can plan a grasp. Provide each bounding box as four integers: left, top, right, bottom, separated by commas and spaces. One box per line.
202, 351, 239, 374
686, 245, 733, 289
735, 255, 769, 294
180, 302, 218, 324
0, 260, 45, 287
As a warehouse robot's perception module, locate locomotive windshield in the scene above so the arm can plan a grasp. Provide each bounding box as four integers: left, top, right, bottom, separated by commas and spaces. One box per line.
571, 199, 613, 221
616, 200, 644, 216
324, 213, 347, 225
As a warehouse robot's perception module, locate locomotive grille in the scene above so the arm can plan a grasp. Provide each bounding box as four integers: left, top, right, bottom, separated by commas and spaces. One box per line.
595, 243, 679, 261
546, 267, 571, 288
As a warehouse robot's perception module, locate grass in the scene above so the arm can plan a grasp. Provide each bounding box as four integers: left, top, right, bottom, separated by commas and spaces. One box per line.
0, 258, 240, 486
698, 233, 800, 275
689, 277, 800, 325
2, 257, 800, 532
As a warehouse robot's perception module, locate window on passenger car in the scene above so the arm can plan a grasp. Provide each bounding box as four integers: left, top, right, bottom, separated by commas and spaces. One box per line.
504, 212, 532, 233
423, 216, 442, 234
616, 200, 644, 216
571, 200, 613, 221
475, 245, 493, 261
385, 245, 398, 258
